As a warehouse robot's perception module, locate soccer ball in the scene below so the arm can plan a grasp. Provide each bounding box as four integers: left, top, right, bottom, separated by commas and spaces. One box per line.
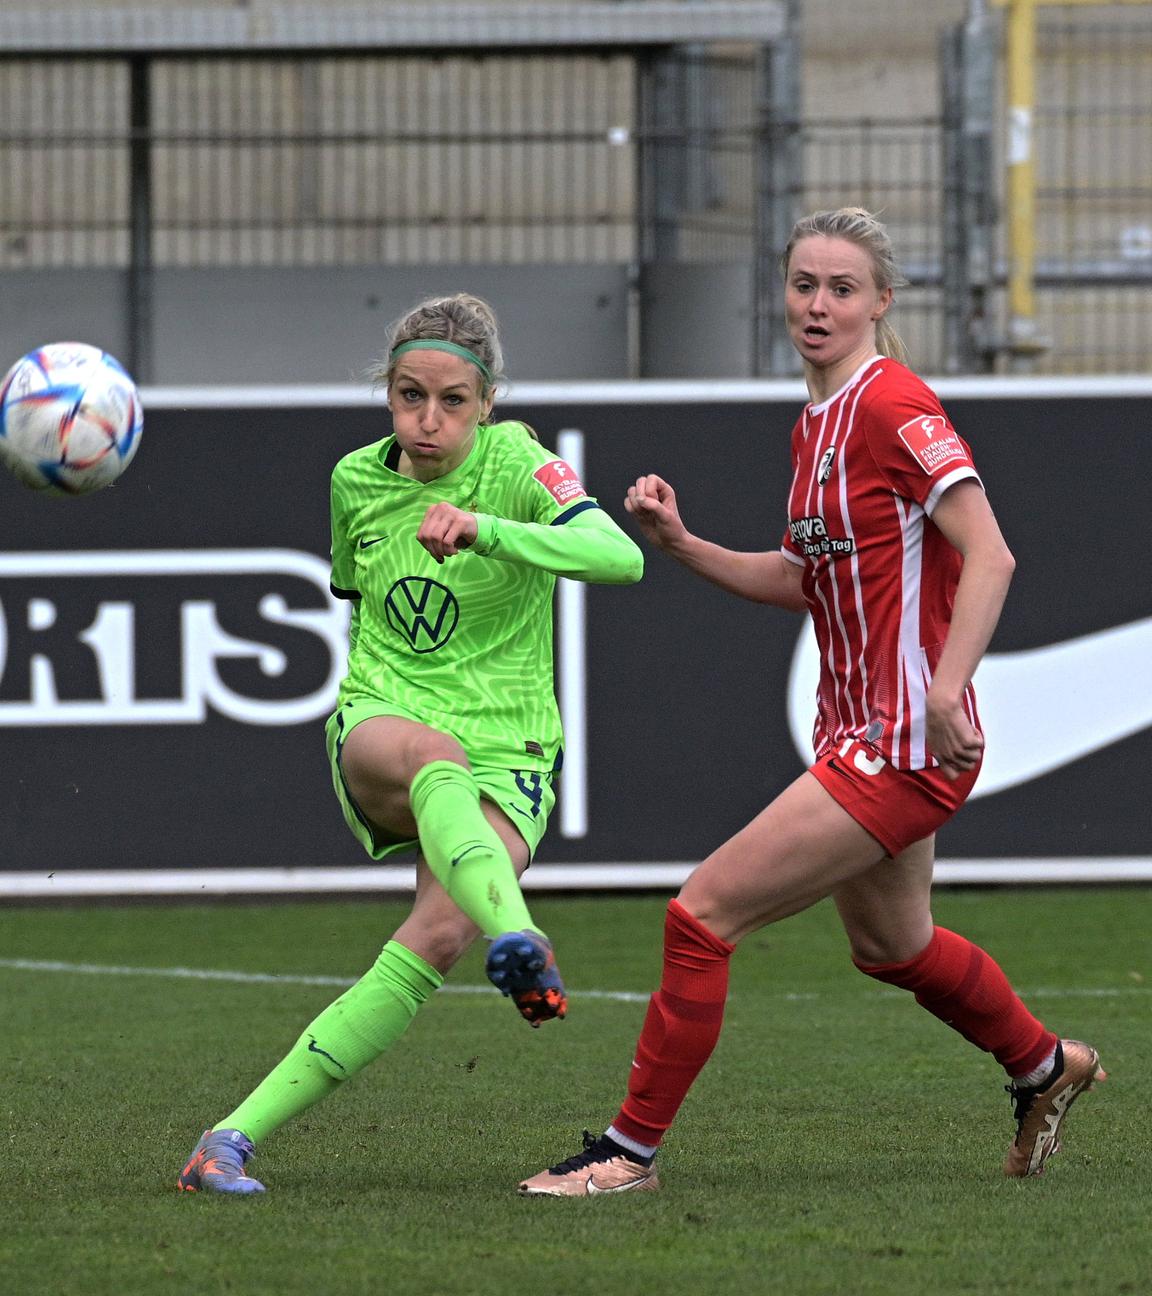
0, 342, 143, 495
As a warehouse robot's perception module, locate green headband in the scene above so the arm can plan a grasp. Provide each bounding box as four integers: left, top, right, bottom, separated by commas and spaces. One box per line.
390, 339, 493, 384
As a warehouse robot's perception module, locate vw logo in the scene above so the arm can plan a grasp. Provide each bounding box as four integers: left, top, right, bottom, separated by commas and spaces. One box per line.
384, 576, 460, 652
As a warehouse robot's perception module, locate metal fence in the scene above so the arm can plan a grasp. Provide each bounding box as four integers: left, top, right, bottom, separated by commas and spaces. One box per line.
0, 54, 642, 268
151, 55, 643, 266
640, 52, 760, 263
0, 59, 129, 266
1032, 4, 1152, 372
797, 118, 947, 376
0, 3, 1149, 377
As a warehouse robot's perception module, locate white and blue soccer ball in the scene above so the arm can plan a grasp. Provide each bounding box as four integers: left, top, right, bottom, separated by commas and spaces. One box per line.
0, 342, 143, 495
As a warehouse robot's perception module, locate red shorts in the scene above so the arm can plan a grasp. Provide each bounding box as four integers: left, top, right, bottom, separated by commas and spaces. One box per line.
808, 737, 980, 857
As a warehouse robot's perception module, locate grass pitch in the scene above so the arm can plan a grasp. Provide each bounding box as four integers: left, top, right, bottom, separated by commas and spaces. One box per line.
2, 887, 1147, 1296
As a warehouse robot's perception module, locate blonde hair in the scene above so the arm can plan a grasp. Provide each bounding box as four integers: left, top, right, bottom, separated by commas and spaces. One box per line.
781, 207, 910, 365
370, 292, 505, 394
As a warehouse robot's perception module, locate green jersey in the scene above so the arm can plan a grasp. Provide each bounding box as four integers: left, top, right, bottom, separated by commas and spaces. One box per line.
329, 420, 601, 772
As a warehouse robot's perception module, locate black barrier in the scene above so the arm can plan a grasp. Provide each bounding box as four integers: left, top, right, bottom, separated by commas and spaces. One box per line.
1, 389, 1149, 875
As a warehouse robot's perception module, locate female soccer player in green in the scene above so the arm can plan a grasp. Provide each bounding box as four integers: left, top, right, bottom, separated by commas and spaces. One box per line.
179, 292, 643, 1194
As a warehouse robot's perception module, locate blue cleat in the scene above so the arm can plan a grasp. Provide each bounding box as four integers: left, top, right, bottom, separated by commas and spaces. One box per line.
485, 929, 568, 1027
178, 1128, 265, 1194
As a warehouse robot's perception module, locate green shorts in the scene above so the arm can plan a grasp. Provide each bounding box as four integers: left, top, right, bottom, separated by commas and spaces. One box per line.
325, 697, 557, 861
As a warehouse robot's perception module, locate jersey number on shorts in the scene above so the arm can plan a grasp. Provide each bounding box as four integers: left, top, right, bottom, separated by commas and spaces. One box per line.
514, 771, 545, 818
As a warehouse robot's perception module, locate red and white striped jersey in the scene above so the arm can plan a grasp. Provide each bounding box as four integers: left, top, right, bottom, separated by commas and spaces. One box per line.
781, 357, 982, 770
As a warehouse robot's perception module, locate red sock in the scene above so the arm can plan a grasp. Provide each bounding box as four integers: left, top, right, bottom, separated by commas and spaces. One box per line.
855, 926, 1056, 1075
612, 899, 734, 1147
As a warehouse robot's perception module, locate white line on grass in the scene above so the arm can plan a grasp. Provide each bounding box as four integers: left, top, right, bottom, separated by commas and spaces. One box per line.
0, 957, 648, 1004
0, 957, 1147, 1003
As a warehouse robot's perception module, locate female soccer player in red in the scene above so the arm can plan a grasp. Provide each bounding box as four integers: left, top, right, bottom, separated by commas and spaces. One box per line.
519, 207, 1104, 1196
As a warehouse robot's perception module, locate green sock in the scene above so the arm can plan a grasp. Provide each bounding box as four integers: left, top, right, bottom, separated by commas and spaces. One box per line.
216, 941, 442, 1145
408, 759, 536, 939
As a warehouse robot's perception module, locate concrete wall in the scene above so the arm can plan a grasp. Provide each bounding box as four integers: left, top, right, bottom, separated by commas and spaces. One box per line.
1, 271, 130, 376
0, 264, 634, 384
639, 263, 755, 378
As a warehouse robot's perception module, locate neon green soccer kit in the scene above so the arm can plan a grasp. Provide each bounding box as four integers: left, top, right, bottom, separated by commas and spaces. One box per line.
207, 422, 642, 1147
325, 419, 642, 858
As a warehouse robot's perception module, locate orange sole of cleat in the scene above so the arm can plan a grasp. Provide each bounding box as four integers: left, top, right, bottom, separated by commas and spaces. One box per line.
516, 988, 568, 1027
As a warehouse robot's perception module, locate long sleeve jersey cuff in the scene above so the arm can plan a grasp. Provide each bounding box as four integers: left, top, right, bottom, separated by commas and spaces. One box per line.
471, 505, 643, 584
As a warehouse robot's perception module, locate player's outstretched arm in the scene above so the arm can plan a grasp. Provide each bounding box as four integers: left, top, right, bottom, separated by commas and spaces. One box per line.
418, 500, 643, 584
625, 473, 806, 611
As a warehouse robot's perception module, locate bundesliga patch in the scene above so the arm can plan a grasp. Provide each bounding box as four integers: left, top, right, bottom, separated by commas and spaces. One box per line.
533, 459, 586, 505
897, 414, 968, 475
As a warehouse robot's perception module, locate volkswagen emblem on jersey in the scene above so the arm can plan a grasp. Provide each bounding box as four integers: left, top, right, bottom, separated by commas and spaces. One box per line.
384, 577, 460, 652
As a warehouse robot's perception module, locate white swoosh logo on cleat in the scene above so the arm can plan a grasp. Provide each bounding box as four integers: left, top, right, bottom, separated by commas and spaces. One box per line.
1028, 1081, 1081, 1173
788, 617, 1152, 796
587, 1171, 652, 1194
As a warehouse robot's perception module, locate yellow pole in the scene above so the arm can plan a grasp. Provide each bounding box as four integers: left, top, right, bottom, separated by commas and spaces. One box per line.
1003, 0, 1040, 357
1028, 0, 1146, 6
993, 0, 1147, 362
